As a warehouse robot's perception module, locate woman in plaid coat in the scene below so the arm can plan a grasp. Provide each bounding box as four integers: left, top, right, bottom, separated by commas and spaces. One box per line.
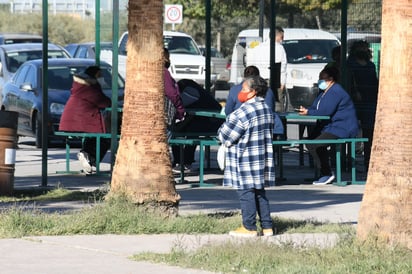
218, 76, 275, 237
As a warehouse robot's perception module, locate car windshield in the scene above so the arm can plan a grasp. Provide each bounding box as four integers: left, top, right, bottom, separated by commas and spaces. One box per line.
46, 66, 125, 90
283, 39, 340, 64
200, 47, 224, 58
164, 36, 201, 55
6, 50, 69, 73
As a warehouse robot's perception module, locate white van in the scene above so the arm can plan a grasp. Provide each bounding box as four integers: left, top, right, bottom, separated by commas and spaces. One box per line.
229, 28, 270, 84
231, 28, 340, 110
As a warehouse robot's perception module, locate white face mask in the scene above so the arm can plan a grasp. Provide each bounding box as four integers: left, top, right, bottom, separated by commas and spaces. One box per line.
318, 79, 328, 90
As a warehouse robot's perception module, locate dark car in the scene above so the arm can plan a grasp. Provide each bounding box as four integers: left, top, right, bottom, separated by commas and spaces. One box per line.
1, 58, 124, 148
65, 42, 113, 59
0, 43, 71, 94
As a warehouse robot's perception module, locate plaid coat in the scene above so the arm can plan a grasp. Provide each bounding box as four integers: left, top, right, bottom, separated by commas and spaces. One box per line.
218, 97, 275, 190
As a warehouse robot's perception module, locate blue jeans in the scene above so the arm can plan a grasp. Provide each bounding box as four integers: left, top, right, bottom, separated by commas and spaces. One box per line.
237, 188, 272, 230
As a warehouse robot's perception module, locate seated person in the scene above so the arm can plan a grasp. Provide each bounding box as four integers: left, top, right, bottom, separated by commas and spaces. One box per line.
59, 66, 111, 174
171, 79, 223, 172
297, 66, 358, 185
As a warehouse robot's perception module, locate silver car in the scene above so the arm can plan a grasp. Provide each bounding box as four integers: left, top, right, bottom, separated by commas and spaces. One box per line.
0, 43, 70, 95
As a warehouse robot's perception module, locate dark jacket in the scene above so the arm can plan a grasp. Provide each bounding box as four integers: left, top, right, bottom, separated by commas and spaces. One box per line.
307, 83, 359, 138
59, 75, 111, 133
346, 58, 379, 128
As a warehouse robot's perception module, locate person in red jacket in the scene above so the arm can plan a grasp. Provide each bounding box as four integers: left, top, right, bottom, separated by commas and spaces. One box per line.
59, 66, 111, 174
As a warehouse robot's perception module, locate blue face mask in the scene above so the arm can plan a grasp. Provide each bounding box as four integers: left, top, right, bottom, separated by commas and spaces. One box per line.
318, 80, 328, 90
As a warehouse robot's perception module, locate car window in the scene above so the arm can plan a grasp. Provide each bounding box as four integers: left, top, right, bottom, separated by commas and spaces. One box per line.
100, 67, 125, 89
283, 39, 340, 64
164, 36, 201, 55
119, 33, 128, 55
48, 50, 70, 59
2, 38, 43, 44
75, 46, 89, 58
210, 48, 224, 58
6, 56, 20, 73
65, 45, 78, 57
47, 68, 74, 90
6, 50, 69, 73
42, 65, 125, 90
13, 65, 30, 85
24, 65, 37, 88
199, 47, 224, 58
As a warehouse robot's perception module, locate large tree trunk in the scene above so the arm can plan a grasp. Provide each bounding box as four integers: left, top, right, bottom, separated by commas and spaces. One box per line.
110, 0, 180, 214
357, 0, 412, 249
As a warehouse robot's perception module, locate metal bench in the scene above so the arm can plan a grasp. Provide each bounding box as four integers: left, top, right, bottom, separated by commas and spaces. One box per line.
54, 131, 120, 175
168, 137, 368, 186
272, 138, 369, 185
168, 133, 218, 187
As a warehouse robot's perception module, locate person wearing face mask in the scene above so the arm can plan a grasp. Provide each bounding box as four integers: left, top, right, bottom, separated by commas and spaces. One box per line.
346, 40, 378, 172
218, 76, 275, 237
297, 66, 359, 185
59, 65, 112, 174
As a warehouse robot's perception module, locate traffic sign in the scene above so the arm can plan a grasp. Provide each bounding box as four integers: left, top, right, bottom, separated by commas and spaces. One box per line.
165, 4, 183, 24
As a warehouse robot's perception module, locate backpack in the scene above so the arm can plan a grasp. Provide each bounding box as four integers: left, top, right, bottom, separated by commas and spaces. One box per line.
164, 96, 177, 128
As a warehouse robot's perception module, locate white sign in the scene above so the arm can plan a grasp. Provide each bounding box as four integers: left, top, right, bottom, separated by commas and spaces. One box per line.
165, 4, 183, 24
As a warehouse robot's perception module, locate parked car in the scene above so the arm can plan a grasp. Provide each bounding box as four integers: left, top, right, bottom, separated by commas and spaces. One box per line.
0, 33, 42, 45
199, 46, 229, 82
0, 58, 125, 148
101, 31, 206, 85
0, 43, 71, 95
64, 42, 113, 59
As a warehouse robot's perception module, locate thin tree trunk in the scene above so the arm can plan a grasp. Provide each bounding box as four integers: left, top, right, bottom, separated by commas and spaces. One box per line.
357, 0, 412, 249
110, 0, 180, 214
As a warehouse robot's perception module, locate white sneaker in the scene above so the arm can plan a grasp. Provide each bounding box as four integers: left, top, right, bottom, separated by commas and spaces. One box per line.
172, 164, 192, 174
77, 151, 92, 174
313, 175, 335, 185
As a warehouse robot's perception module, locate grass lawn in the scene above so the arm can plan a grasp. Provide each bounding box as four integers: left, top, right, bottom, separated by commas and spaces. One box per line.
0, 187, 411, 273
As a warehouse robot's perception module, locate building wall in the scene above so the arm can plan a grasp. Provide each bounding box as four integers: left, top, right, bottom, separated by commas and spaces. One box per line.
8, 0, 127, 18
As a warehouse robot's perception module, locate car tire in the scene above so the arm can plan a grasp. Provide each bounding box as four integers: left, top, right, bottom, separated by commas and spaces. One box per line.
282, 90, 289, 112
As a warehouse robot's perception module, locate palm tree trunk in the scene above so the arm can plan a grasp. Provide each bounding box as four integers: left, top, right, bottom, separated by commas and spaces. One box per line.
357, 0, 412, 249
110, 0, 180, 214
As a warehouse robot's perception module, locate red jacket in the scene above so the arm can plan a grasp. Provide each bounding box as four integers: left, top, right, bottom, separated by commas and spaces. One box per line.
59, 75, 111, 133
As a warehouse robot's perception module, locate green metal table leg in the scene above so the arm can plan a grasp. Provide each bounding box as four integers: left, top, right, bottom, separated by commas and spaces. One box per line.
351, 141, 366, 185
96, 136, 101, 174
65, 139, 70, 172
334, 144, 347, 186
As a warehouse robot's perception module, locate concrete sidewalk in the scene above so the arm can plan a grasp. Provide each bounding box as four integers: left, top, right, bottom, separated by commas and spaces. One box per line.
0, 138, 366, 274
0, 233, 341, 274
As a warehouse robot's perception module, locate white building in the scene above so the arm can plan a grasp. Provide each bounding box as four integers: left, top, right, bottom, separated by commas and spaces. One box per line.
4, 0, 127, 18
